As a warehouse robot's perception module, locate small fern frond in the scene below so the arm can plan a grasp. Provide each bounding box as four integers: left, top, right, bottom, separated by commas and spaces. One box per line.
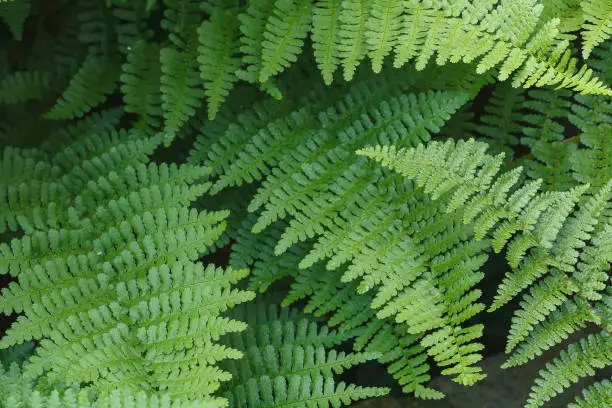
366, 0, 404, 73
0, 71, 53, 104
0, 0, 30, 41
120, 42, 162, 131
525, 332, 612, 408
197, 7, 241, 120
568, 379, 612, 408
580, 0, 612, 58
44, 55, 120, 120
259, 0, 313, 83
160, 46, 204, 144
336, 0, 371, 81
312, 0, 342, 84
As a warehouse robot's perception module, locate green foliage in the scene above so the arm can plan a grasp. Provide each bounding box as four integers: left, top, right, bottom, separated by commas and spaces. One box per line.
361, 137, 611, 407
1, 1, 611, 408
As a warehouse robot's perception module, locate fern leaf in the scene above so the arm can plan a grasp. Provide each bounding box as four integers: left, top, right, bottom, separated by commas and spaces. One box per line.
525, 332, 612, 408
259, 0, 313, 83
0, 71, 54, 104
160, 46, 204, 144
236, 0, 281, 98
197, 7, 241, 120
0, 0, 30, 41
581, 0, 612, 58
366, 0, 404, 73
504, 298, 593, 368
120, 42, 162, 131
312, 0, 342, 84
337, 0, 371, 80
44, 55, 120, 120
569, 379, 612, 408
112, 0, 154, 54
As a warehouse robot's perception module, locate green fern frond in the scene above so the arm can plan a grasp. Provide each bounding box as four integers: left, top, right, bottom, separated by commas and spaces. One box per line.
525, 332, 612, 408
312, 0, 342, 84
0, 362, 220, 408
0, 122, 254, 402
160, 46, 204, 144
580, 0, 612, 58
77, 0, 117, 56
112, 0, 154, 54
362, 137, 611, 406
366, 0, 404, 73
44, 55, 120, 120
336, 0, 371, 81
259, 0, 312, 83
197, 7, 241, 120
0, 71, 53, 104
568, 379, 612, 408
235, 0, 281, 98
222, 300, 388, 407
161, 0, 203, 49
120, 42, 162, 131
0, 0, 30, 41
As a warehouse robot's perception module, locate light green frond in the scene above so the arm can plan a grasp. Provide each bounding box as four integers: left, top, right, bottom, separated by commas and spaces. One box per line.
568, 379, 612, 408
525, 332, 612, 408
366, 0, 404, 73
312, 0, 342, 84
337, 0, 371, 80
580, 0, 612, 58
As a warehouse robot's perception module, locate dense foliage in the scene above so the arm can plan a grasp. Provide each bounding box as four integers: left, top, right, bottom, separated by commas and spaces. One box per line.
0, 1, 610, 407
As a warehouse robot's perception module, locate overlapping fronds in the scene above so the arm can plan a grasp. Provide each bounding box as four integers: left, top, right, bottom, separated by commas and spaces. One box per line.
362, 138, 612, 407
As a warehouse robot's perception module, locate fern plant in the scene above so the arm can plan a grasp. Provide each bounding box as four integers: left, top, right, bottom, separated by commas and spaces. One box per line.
1, 1, 611, 408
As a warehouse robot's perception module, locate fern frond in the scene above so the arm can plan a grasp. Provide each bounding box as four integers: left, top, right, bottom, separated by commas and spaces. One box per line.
78, 0, 124, 59
160, 46, 204, 144
503, 298, 593, 368
235, 0, 281, 98
336, 0, 371, 81
362, 137, 611, 405
120, 42, 162, 131
112, 0, 154, 54
366, 0, 404, 73
0, 0, 30, 41
161, 0, 203, 49
0, 362, 220, 408
568, 379, 612, 408
525, 332, 612, 408
259, 0, 313, 83
197, 7, 241, 120
0, 123, 252, 402
0, 71, 53, 104
312, 0, 342, 84
222, 300, 388, 407
580, 0, 612, 58
44, 55, 120, 120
